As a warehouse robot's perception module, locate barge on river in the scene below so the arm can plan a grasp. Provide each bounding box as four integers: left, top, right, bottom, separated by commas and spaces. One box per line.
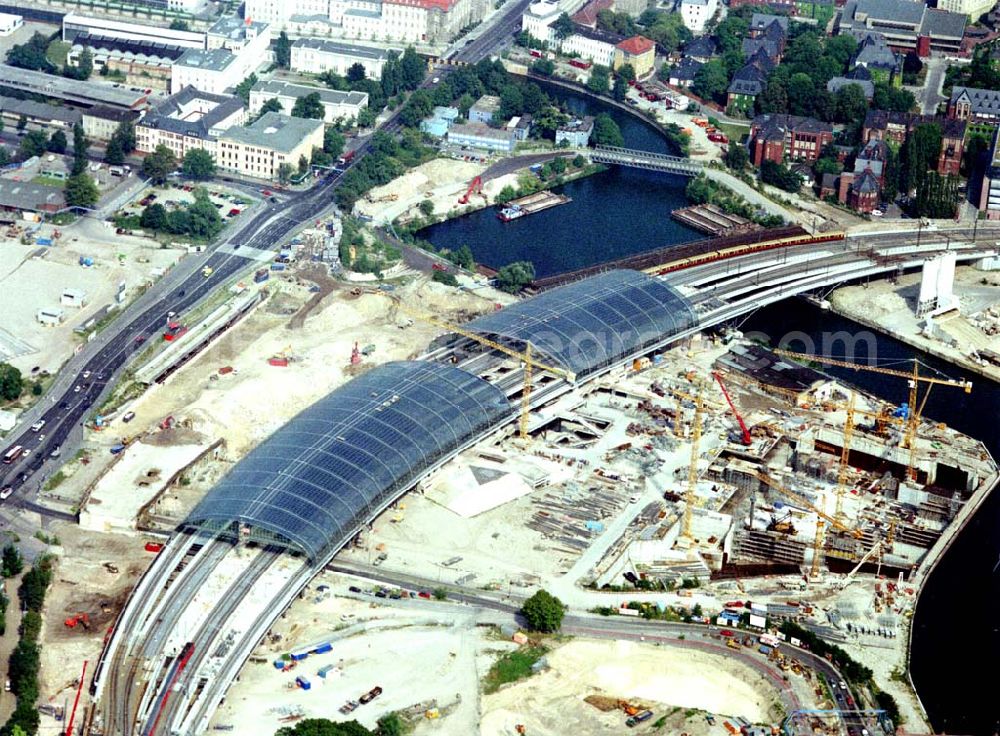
498, 190, 571, 222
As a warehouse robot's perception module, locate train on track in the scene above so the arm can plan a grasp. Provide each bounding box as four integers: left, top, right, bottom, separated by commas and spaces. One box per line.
645, 231, 848, 275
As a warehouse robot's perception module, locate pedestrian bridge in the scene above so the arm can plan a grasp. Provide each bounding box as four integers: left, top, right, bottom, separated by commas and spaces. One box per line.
591, 146, 704, 176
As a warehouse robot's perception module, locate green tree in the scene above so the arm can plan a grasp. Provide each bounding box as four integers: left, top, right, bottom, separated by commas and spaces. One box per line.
111, 119, 136, 154
181, 149, 215, 180
551, 12, 575, 39
277, 163, 294, 185
104, 137, 125, 165
873, 83, 915, 113
572, 153, 586, 168
1, 545, 23, 578
323, 127, 345, 158
140, 202, 168, 231
277, 719, 374, 735
399, 46, 426, 90
170, 18, 190, 30
235, 73, 259, 104
6, 33, 54, 73
64, 173, 99, 208
275, 31, 292, 68
495, 260, 535, 294
47, 129, 66, 155
586, 65, 610, 94
418, 199, 434, 216
15, 115, 26, 131
617, 63, 636, 84
833, 83, 868, 124
521, 589, 564, 632
590, 113, 623, 147
18, 130, 48, 159
723, 141, 749, 170
786, 72, 816, 116
756, 79, 788, 115
376, 713, 404, 736
692, 60, 729, 104
259, 97, 284, 116
142, 144, 176, 184
186, 189, 224, 237
71, 123, 88, 176
760, 160, 801, 193
531, 58, 555, 76
291, 92, 326, 120
0, 364, 20, 401
824, 34, 857, 69
346, 62, 366, 83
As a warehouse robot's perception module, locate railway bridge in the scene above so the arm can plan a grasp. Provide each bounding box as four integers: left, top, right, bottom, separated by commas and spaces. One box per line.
590, 145, 704, 175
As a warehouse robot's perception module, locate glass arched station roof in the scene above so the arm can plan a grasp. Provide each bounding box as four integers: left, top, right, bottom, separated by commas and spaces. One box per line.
183, 361, 513, 561
466, 269, 697, 378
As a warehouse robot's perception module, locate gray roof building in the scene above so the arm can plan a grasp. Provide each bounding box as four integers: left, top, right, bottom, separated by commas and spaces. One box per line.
175, 47, 239, 73
728, 62, 769, 97
0, 97, 82, 127
0, 64, 147, 108
221, 111, 323, 152
670, 57, 703, 83
251, 79, 368, 109
851, 33, 900, 71
742, 37, 780, 60
72, 32, 187, 63
141, 87, 245, 140
684, 36, 716, 61
0, 180, 65, 213
750, 13, 789, 34
950, 86, 1000, 119
826, 77, 875, 99
838, 0, 966, 51
854, 138, 888, 177
290, 38, 395, 62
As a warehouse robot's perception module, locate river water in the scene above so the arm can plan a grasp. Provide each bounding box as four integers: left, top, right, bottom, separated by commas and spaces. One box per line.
420, 86, 701, 278
426, 86, 999, 733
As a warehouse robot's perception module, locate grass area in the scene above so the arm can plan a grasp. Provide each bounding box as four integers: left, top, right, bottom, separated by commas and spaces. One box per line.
482, 645, 548, 694
43, 470, 67, 492
714, 121, 750, 143
32, 176, 66, 188
46, 40, 71, 67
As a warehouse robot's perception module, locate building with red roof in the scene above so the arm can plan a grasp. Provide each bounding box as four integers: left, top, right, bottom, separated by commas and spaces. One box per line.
615, 35, 655, 78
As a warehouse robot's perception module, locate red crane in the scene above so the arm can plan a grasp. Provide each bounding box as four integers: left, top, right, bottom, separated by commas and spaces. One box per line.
458, 176, 483, 204
712, 371, 752, 445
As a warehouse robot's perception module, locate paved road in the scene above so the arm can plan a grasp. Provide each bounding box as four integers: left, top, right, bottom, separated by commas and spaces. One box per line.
449, 0, 532, 63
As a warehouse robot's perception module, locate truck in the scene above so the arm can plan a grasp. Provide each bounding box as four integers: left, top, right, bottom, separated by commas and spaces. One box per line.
568, 58, 592, 70
726, 638, 741, 649
759, 645, 772, 655
202, 266, 214, 278
254, 268, 270, 283
295, 676, 311, 691
626, 710, 653, 727
338, 151, 356, 166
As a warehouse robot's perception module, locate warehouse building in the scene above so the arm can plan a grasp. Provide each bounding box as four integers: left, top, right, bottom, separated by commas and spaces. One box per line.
446, 122, 516, 153
62, 13, 206, 48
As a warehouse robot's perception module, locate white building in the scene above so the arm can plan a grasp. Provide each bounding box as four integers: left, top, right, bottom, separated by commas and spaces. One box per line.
937, 0, 993, 19
37, 308, 64, 326
61, 289, 88, 308
137, 87, 246, 158
0, 13, 23, 36
171, 18, 270, 94
250, 80, 368, 123
521, 0, 560, 43
680, 0, 718, 34
217, 112, 324, 181
244, 0, 489, 43
62, 13, 206, 48
290, 39, 398, 79
561, 28, 618, 66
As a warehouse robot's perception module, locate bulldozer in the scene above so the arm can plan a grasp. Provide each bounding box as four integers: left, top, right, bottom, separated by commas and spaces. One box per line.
64, 613, 90, 630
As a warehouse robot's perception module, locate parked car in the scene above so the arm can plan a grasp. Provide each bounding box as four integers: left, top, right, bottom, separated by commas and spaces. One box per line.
359, 686, 383, 704
0, 486, 13, 500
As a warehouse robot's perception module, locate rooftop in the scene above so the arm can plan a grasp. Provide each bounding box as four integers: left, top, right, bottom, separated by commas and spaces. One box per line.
72, 32, 187, 62
617, 35, 655, 55
221, 111, 323, 152
448, 122, 516, 141
208, 15, 269, 39
684, 36, 717, 58
826, 77, 875, 98
0, 64, 148, 109
571, 0, 613, 28
140, 87, 245, 140
750, 13, 789, 33
0, 180, 65, 212
557, 116, 594, 133
252, 79, 368, 107
470, 94, 501, 113
291, 38, 396, 61
752, 113, 833, 140
0, 97, 81, 125
670, 57, 703, 81
175, 47, 239, 73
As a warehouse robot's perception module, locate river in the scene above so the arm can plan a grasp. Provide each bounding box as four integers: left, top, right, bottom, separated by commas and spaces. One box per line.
741, 303, 1000, 736
419, 85, 702, 278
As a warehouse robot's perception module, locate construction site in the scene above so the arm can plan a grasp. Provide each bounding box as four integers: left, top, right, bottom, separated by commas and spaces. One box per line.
15, 227, 997, 736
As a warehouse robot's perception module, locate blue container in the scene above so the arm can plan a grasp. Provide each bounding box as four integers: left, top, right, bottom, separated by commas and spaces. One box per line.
312, 642, 333, 655
295, 676, 311, 690
271, 263, 286, 271
273, 660, 286, 670
290, 650, 310, 661
36, 238, 52, 246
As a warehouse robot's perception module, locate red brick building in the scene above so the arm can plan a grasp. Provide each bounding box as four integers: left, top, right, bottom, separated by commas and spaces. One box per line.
749, 114, 834, 166
862, 109, 965, 176
837, 169, 881, 213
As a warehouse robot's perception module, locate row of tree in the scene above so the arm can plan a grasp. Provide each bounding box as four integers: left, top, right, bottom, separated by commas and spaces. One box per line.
4, 556, 54, 735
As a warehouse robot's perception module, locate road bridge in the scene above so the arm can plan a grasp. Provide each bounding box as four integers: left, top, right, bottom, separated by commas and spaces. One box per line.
591, 145, 704, 175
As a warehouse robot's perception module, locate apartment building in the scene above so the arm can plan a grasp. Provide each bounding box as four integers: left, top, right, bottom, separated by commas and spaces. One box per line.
749, 113, 834, 165
249, 80, 369, 123
171, 18, 270, 94
136, 87, 246, 158
291, 39, 398, 79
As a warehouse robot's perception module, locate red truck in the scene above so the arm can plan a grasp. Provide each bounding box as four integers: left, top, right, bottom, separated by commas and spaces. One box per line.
529, 49, 542, 58
708, 133, 729, 144
568, 58, 592, 70
338, 151, 356, 166
163, 322, 188, 341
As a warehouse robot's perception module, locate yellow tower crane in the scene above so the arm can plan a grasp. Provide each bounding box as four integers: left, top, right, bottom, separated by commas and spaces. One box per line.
835, 391, 857, 520
774, 350, 972, 481
383, 296, 576, 440
752, 470, 863, 577
682, 393, 704, 542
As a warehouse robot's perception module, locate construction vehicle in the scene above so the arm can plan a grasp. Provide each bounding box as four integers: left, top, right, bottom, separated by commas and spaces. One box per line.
103, 562, 119, 574
159, 416, 175, 430
64, 613, 90, 630
458, 176, 485, 205
712, 371, 752, 445
774, 350, 972, 481
201, 266, 214, 278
